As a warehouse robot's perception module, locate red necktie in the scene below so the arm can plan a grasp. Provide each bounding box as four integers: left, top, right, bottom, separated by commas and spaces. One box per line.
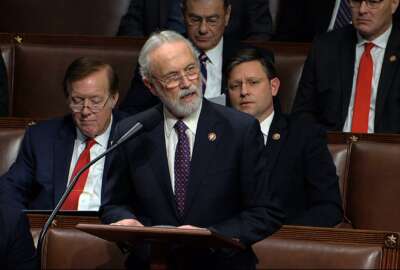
351, 43, 374, 133
61, 138, 96, 210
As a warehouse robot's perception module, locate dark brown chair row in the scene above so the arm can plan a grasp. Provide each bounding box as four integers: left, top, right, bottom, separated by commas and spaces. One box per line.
0, 33, 309, 118
0, 0, 282, 37
1, 119, 399, 233
31, 219, 400, 269
0, 0, 131, 36
0, 126, 392, 268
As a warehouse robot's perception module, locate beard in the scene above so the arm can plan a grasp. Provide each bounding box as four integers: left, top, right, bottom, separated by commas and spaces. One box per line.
155, 83, 203, 118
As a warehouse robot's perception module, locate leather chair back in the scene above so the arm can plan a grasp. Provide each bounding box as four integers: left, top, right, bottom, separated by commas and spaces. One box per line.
42, 228, 126, 269
12, 35, 144, 118
254, 237, 382, 269
0, 127, 25, 175
0, 0, 130, 36
346, 141, 400, 231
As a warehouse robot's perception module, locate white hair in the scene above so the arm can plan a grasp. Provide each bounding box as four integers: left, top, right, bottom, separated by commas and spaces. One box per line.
138, 30, 199, 81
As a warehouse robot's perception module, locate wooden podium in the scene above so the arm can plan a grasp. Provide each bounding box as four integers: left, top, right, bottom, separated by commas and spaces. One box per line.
76, 223, 245, 270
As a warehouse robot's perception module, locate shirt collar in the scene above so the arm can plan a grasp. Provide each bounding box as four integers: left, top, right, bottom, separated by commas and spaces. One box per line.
260, 111, 274, 144
197, 38, 224, 65
164, 100, 203, 138
75, 114, 113, 148
357, 24, 392, 49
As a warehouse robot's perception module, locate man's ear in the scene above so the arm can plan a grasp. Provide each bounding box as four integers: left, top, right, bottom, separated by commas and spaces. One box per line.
110, 92, 119, 108
270, 77, 280, 97
143, 77, 158, 97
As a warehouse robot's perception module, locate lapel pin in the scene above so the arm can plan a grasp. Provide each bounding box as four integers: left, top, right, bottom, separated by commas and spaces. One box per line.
272, 133, 280, 141
208, 132, 217, 142
390, 55, 397, 62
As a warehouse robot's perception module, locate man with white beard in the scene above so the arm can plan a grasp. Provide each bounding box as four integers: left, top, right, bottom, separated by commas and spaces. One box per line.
100, 30, 283, 270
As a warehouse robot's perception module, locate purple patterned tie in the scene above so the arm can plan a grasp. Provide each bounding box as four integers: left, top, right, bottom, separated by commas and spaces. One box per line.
174, 120, 190, 216
333, 0, 352, 30
199, 52, 208, 94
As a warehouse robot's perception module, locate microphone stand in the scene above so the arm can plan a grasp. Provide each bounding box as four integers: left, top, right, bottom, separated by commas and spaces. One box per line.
35, 122, 143, 262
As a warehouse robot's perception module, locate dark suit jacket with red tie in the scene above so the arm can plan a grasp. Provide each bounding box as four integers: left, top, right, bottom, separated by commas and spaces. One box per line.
0, 111, 127, 210
292, 23, 400, 133
100, 100, 284, 269
265, 112, 342, 226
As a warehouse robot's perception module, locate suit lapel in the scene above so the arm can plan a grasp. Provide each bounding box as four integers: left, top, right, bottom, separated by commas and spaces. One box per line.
374, 25, 400, 128
184, 101, 220, 216
340, 28, 358, 127
101, 111, 125, 199
264, 113, 288, 175
53, 116, 75, 207
147, 110, 180, 218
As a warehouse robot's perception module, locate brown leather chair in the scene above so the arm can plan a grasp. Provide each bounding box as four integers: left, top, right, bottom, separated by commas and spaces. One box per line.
0, 127, 25, 175
38, 225, 399, 269
328, 142, 351, 208
346, 140, 400, 232
42, 228, 126, 269
11, 34, 144, 118
254, 238, 382, 269
0, 0, 130, 36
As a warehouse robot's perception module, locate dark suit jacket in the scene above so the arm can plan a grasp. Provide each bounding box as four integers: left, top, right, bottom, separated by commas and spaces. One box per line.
292, 23, 400, 133
0, 54, 8, 116
101, 100, 283, 268
0, 111, 126, 209
274, 0, 400, 42
119, 38, 240, 114
274, 0, 336, 42
265, 113, 342, 226
118, 0, 273, 41
0, 206, 37, 270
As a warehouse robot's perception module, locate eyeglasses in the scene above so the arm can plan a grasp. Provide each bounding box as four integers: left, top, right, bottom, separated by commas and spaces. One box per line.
153, 65, 200, 89
69, 95, 111, 113
348, 0, 385, 9
186, 15, 222, 27
228, 78, 266, 92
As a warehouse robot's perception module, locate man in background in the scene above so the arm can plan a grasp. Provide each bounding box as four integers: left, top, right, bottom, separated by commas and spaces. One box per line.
227, 47, 342, 226
0, 57, 126, 210
292, 0, 400, 133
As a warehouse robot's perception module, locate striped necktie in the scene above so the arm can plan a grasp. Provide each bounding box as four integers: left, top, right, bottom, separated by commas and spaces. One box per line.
333, 0, 352, 30
199, 52, 208, 94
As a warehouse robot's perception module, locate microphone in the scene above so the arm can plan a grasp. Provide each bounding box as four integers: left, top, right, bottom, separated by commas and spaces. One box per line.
35, 107, 162, 260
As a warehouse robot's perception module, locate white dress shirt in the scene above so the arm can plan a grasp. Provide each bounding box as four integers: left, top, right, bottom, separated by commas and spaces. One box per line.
197, 38, 224, 99
164, 101, 202, 193
343, 25, 392, 133
67, 116, 113, 211
260, 111, 274, 145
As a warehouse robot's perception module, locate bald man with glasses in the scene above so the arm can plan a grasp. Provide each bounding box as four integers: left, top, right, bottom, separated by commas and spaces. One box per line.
0, 57, 127, 211
292, 0, 400, 134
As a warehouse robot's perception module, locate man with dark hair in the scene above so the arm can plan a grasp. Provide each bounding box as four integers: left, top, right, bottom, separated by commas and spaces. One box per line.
227, 47, 343, 227
292, 0, 400, 133
0, 57, 126, 210
101, 31, 283, 269
120, 0, 268, 114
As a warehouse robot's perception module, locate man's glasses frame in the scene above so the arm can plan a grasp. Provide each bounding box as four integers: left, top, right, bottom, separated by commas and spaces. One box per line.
69, 95, 111, 113
348, 0, 385, 9
152, 65, 200, 89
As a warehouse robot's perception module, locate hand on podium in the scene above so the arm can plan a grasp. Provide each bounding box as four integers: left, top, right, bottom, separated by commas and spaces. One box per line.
110, 218, 144, 227
178, 225, 209, 231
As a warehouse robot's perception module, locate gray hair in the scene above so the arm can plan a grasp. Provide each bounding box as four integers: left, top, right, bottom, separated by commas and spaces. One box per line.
138, 30, 199, 80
